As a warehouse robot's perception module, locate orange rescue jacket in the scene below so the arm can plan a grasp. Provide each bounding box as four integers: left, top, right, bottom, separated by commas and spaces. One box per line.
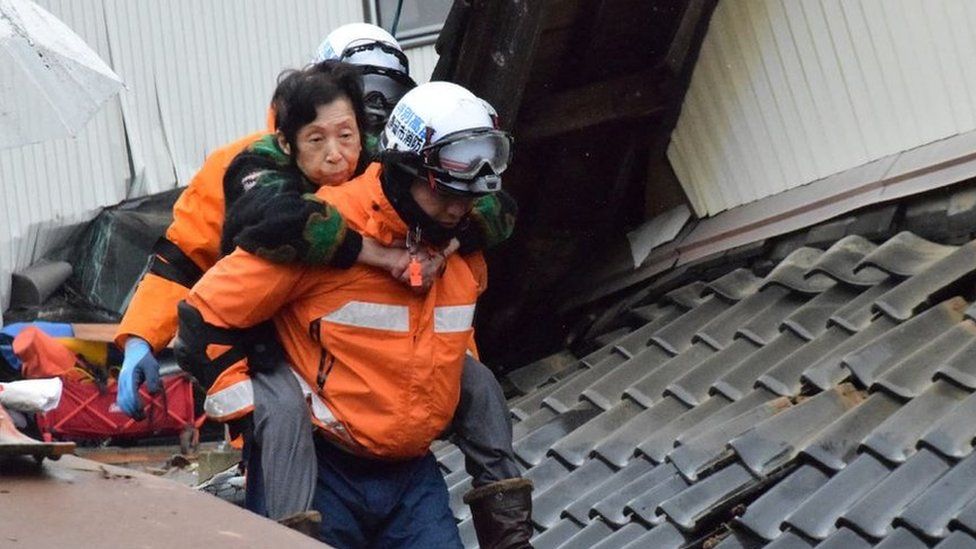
188, 164, 487, 460
116, 131, 270, 352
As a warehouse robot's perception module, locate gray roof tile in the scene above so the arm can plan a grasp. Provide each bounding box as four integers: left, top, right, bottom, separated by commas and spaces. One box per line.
933, 531, 976, 549
542, 355, 635, 414
781, 285, 860, 341
623, 472, 689, 526
673, 389, 782, 448
782, 453, 892, 540
734, 465, 830, 541
799, 391, 902, 472
845, 297, 969, 388
917, 390, 976, 460
590, 397, 689, 468
873, 319, 976, 399
712, 332, 807, 401
873, 527, 930, 548
514, 404, 601, 467
524, 455, 573, 495
669, 397, 793, 482
658, 462, 761, 531
667, 339, 760, 407
623, 341, 718, 408
633, 394, 731, 463
763, 531, 814, 548
855, 231, 957, 278
761, 248, 833, 294
838, 448, 952, 540
895, 451, 976, 540
458, 517, 477, 549
861, 380, 970, 464
804, 235, 883, 286
816, 527, 872, 549
665, 280, 710, 309
547, 399, 643, 468
532, 458, 616, 529
590, 462, 680, 527
561, 458, 655, 525
696, 286, 792, 350
652, 296, 733, 355
581, 306, 683, 367
530, 518, 581, 549
872, 241, 976, 321
713, 529, 769, 549
935, 337, 976, 390
588, 522, 648, 549
730, 384, 864, 477
580, 343, 694, 411
619, 522, 690, 549
738, 293, 811, 346
556, 518, 615, 549
826, 279, 898, 332
948, 496, 976, 537
760, 324, 863, 396
506, 350, 581, 396
799, 316, 898, 392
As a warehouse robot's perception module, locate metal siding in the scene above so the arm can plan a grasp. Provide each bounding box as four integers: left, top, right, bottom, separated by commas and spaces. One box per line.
0, 0, 366, 321
404, 43, 439, 83
670, 0, 976, 216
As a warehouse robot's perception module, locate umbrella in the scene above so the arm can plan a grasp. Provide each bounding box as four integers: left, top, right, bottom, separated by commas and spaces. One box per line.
0, 0, 123, 150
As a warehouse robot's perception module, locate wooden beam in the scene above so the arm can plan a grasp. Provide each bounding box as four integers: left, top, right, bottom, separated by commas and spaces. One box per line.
436, 0, 546, 130
665, 0, 719, 79
517, 69, 666, 144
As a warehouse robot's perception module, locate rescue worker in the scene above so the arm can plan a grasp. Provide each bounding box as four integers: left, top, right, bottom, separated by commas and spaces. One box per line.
181, 81, 517, 547
118, 24, 531, 545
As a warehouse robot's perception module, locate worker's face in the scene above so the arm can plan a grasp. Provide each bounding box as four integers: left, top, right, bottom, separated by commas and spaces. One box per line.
410, 179, 476, 229
279, 97, 361, 187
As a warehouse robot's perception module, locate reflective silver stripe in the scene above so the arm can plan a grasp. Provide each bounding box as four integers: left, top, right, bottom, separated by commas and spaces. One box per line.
205, 379, 255, 419
323, 301, 410, 332
434, 304, 476, 333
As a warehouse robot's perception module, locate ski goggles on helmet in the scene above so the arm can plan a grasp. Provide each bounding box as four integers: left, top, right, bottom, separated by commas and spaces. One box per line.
428, 171, 502, 198
421, 128, 513, 181
340, 41, 409, 73
360, 66, 417, 126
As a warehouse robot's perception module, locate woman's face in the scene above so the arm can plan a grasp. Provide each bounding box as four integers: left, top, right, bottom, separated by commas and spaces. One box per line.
280, 97, 361, 187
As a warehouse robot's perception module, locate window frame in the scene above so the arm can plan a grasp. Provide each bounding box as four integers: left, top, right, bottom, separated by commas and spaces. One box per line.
362, 0, 446, 48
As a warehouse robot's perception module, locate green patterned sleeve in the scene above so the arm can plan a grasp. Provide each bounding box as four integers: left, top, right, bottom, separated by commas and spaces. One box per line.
222, 149, 362, 267
457, 189, 519, 254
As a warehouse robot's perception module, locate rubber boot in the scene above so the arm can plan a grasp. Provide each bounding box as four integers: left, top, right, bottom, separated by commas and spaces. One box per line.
463, 478, 534, 549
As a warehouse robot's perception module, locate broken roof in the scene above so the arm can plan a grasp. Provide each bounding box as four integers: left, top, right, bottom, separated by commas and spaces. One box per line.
436, 185, 976, 547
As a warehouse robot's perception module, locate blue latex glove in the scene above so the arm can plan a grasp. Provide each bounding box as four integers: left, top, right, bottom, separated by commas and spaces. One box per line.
116, 337, 161, 420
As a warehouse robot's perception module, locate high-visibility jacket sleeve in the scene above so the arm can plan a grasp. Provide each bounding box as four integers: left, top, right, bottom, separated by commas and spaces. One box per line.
115, 132, 266, 352
186, 248, 306, 330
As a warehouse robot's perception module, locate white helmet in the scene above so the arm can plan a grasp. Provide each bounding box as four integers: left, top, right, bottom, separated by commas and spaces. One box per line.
314, 23, 407, 72
381, 82, 513, 196
314, 23, 416, 132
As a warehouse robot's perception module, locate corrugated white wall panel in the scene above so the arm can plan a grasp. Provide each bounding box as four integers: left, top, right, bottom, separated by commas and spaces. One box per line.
404, 43, 439, 83
669, 0, 976, 216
